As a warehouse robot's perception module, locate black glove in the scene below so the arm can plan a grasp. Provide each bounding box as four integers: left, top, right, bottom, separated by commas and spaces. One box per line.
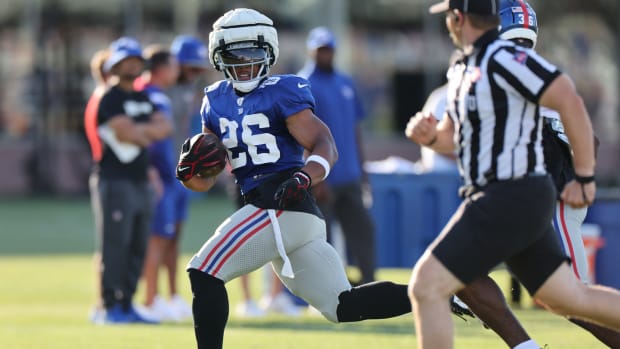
273, 171, 312, 209
175, 134, 221, 182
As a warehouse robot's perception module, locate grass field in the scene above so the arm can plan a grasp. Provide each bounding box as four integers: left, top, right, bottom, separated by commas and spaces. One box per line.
0, 196, 604, 348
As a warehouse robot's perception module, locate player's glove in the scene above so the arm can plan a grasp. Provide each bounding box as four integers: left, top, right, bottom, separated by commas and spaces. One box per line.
273, 171, 312, 209
175, 134, 222, 182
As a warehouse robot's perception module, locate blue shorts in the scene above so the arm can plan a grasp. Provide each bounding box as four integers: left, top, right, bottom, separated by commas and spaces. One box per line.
151, 181, 189, 239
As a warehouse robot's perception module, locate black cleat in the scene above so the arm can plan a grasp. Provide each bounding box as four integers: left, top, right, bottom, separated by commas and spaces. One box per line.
450, 295, 476, 321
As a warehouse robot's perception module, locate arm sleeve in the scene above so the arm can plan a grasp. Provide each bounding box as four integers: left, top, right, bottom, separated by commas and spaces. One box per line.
275, 76, 316, 119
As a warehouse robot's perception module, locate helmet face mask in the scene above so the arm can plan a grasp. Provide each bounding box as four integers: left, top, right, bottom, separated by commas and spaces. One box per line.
509, 37, 534, 49
215, 43, 271, 89
209, 8, 279, 93
498, 0, 538, 49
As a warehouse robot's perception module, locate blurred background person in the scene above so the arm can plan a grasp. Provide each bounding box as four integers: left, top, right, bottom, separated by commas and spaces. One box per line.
84, 47, 110, 321
416, 51, 460, 175
134, 44, 192, 322
169, 35, 210, 148
139, 34, 211, 320
234, 269, 267, 317
90, 37, 171, 324
298, 26, 376, 285
85, 49, 111, 168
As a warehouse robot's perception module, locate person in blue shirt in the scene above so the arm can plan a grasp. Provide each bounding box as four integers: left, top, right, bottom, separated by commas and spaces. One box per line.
298, 27, 377, 284
175, 8, 412, 349
134, 46, 193, 322
169, 35, 210, 150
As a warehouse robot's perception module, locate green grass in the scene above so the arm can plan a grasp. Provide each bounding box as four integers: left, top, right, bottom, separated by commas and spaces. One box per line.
0, 196, 605, 348
0, 194, 233, 255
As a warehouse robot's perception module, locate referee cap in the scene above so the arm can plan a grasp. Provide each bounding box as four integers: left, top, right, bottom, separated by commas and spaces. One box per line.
306, 27, 336, 50
430, 0, 499, 15
103, 36, 143, 72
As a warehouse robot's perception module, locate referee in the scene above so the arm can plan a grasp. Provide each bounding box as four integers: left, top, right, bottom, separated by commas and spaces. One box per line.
405, 0, 620, 348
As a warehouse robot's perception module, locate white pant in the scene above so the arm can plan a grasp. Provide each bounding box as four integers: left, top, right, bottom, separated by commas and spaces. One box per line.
187, 204, 350, 322
553, 200, 589, 283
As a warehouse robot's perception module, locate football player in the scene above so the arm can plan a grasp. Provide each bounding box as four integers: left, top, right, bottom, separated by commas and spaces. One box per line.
499, 0, 620, 346
176, 8, 412, 349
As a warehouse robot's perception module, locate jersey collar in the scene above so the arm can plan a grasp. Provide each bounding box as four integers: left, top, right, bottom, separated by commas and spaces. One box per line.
466, 29, 499, 56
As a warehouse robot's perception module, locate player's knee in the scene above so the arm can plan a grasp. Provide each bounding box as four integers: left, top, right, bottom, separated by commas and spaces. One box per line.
534, 282, 588, 317
188, 268, 224, 294
409, 276, 431, 303
409, 265, 453, 304
335, 288, 358, 322
534, 295, 571, 316
336, 281, 410, 322
409, 270, 436, 303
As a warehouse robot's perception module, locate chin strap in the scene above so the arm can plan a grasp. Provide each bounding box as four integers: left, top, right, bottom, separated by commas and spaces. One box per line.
232, 79, 261, 93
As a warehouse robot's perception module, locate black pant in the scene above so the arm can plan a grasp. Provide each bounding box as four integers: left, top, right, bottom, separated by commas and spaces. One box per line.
92, 176, 153, 309
318, 180, 376, 283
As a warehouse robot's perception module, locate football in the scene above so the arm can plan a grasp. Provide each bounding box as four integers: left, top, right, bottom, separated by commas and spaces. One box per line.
195, 132, 228, 178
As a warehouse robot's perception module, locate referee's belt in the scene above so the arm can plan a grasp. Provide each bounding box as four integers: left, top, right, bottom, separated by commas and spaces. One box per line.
458, 173, 548, 198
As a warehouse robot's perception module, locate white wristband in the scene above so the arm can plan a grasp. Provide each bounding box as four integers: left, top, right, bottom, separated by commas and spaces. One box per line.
305, 155, 331, 180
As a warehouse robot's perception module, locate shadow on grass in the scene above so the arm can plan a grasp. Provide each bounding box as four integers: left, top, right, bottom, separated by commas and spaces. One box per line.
225, 316, 490, 337
226, 317, 414, 335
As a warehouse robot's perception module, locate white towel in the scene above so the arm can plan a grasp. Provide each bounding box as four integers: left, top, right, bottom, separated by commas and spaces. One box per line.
267, 209, 294, 278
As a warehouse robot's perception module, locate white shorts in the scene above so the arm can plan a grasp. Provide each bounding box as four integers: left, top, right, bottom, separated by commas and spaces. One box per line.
553, 200, 589, 282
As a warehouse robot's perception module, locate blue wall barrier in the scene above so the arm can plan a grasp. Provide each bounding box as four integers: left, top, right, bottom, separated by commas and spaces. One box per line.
369, 173, 462, 268
585, 199, 620, 289
370, 173, 620, 290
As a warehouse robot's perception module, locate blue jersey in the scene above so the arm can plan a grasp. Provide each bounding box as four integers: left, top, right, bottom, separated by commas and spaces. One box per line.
144, 84, 177, 184
201, 75, 314, 194
298, 64, 365, 185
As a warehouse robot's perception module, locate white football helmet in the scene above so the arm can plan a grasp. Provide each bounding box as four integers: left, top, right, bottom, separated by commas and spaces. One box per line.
209, 8, 279, 93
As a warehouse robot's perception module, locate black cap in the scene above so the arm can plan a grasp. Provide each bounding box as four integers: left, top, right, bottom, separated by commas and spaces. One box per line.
429, 0, 499, 15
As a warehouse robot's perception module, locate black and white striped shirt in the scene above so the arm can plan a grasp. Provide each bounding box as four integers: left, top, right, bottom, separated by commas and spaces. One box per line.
446, 30, 561, 188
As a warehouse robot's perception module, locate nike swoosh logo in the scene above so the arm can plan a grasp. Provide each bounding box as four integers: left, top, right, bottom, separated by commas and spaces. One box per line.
297, 83, 309, 88
178, 166, 190, 171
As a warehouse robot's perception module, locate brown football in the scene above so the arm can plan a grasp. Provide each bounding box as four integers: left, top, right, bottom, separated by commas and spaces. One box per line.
196, 132, 228, 178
